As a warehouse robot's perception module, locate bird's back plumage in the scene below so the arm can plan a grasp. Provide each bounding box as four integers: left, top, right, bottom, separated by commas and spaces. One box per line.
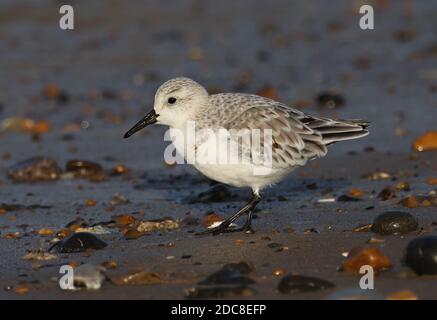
196, 93, 369, 170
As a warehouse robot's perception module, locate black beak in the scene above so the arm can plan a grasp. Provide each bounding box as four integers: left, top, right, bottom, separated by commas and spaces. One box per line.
124, 109, 158, 138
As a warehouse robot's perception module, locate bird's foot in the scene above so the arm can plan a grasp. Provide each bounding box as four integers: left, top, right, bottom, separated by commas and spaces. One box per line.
195, 222, 254, 236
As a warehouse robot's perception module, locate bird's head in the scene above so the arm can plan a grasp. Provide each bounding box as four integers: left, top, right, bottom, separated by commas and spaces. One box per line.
124, 77, 208, 138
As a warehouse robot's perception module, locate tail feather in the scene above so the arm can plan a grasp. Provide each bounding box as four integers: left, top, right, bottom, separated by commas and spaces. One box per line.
304, 117, 370, 145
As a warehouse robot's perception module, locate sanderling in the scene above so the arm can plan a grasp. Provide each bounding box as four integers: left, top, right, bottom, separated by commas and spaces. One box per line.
124, 77, 369, 235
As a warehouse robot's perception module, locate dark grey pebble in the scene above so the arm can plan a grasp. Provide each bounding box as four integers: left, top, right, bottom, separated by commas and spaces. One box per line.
49, 232, 107, 253
371, 211, 418, 235
186, 185, 231, 203
405, 236, 437, 275
278, 274, 335, 294
199, 263, 255, 285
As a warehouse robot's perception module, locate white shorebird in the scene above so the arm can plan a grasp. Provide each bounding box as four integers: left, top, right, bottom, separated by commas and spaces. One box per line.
124, 77, 369, 235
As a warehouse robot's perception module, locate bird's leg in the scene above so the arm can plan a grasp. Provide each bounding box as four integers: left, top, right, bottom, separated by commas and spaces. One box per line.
196, 192, 261, 235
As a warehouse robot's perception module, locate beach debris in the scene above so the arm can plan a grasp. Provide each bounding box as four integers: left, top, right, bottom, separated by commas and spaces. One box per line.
49, 232, 107, 253
371, 211, 418, 235
413, 131, 437, 152
342, 246, 391, 274
405, 236, 437, 275
278, 274, 335, 294
8, 157, 62, 182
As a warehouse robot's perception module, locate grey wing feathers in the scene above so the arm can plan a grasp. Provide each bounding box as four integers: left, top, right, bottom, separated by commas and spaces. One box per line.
301, 117, 369, 145
223, 101, 369, 169
223, 105, 328, 169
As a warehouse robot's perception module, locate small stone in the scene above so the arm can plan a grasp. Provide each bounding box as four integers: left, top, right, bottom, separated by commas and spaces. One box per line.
186, 185, 231, 203
110, 164, 130, 176
413, 131, 437, 152
8, 157, 62, 182
272, 268, 286, 276
198, 264, 255, 286
316, 92, 345, 109
137, 217, 179, 233
65, 159, 103, 178
342, 247, 391, 274
278, 274, 335, 294
49, 232, 107, 253
13, 286, 29, 295
338, 194, 361, 202
386, 290, 418, 300
202, 212, 224, 228
396, 181, 410, 191
348, 188, 365, 197
405, 236, 437, 275
371, 211, 418, 235
377, 186, 396, 201
22, 250, 57, 261
86, 199, 97, 207
399, 196, 419, 208
110, 271, 162, 285
428, 177, 437, 185
37, 228, 54, 236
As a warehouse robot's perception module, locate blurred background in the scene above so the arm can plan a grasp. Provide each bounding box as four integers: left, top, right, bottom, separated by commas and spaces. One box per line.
1, 0, 437, 300
0, 0, 436, 164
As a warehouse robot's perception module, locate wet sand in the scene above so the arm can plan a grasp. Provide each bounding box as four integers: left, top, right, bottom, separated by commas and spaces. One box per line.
0, 0, 437, 299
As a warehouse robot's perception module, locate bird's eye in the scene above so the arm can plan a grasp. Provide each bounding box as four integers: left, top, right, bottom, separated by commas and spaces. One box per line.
168, 97, 177, 104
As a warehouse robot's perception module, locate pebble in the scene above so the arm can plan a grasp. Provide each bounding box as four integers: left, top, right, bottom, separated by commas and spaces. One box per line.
342, 246, 391, 273
49, 232, 107, 253
316, 92, 345, 109
405, 236, 437, 275
199, 263, 255, 286
186, 185, 231, 203
386, 290, 418, 300
110, 271, 162, 285
371, 211, 418, 235
278, 274, 335, 294
136, 217, 179, 233
377, 187, 396, 201
65, 159, 103, 180
413, 131, 437, 152
8, 157, 62, 182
